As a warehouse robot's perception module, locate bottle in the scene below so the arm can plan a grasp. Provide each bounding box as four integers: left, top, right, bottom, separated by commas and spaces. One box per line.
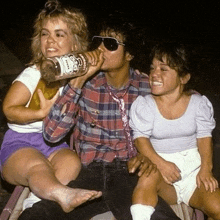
40, 53, 89, 82
28, 79, 60, 110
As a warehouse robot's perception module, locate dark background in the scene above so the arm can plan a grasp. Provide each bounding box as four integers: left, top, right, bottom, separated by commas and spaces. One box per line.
1, 1, 220, 59
1, 0, 220, 92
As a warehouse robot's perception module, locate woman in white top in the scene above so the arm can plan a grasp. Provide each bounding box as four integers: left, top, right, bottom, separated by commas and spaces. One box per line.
129, 43, 220, 220
1, 0, 103, 212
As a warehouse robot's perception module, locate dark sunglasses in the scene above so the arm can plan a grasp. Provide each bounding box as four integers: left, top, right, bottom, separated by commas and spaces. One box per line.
91, 36, 125, 51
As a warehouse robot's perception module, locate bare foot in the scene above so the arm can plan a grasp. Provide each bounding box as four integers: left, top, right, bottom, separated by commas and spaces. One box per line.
58, 188, 102, 213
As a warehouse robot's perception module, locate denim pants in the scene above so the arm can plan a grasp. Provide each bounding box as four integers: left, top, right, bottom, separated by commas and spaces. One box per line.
19, 160, 180, 220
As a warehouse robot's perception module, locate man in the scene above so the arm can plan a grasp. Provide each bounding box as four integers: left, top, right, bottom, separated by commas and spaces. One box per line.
19, 13, 180, 220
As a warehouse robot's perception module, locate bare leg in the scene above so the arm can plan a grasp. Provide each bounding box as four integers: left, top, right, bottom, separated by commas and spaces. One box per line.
2, 148, 102, 212
132, 169, 177, 206
131, 169, 177, 220
48, 148, 82, 185
189, 185, 220, 219
48, 148, 103, 212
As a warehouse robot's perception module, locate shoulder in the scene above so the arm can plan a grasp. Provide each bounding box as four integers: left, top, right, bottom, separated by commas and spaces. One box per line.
14, 65, 41, 93
16, 65, 40, 81
191, 94, 214, 120
131, 95, 155, 113
191, 94, 213, 108
135, 94, 154, 105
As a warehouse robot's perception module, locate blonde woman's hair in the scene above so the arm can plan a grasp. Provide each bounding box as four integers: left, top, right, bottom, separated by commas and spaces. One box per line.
30, 0, 88, 65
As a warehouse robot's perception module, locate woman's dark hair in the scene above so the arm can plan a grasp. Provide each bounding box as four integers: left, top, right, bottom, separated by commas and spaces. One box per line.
150, 42, 191, 77
150, 42, 195, 92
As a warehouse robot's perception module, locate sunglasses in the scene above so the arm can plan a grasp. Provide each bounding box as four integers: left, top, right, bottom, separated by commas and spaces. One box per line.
91, 36, 125, 51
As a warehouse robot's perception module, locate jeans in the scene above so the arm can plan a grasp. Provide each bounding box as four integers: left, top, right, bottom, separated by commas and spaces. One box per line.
19, 160, 180, 220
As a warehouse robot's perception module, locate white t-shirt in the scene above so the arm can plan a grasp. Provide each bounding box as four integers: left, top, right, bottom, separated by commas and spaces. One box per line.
8, 66, 43, 133
129, 94, 216, 153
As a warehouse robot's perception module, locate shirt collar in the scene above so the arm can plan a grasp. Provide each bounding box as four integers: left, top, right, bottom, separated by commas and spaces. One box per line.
92, 68, 147, 89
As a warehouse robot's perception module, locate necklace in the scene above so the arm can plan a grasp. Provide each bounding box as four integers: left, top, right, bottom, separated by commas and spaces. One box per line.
106, 84, 136, 158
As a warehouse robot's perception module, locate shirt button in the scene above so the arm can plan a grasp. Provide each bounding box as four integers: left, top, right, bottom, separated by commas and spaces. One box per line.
90, 121, 96, 128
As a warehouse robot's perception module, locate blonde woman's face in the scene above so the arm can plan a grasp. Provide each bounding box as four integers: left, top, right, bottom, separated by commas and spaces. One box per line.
40, 18, 76, 58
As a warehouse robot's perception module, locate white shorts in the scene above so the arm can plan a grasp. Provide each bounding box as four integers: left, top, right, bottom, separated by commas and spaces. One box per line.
158, 148, 201, 205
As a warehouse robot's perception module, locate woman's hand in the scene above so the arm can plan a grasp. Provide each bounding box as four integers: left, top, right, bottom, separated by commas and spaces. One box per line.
196, 168, 219, 192
157, 160, 181, 185
38, 89, 59, 119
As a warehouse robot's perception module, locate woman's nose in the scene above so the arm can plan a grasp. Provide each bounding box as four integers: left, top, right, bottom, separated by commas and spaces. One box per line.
151, 67, 160, 76
47, 34, 55, 43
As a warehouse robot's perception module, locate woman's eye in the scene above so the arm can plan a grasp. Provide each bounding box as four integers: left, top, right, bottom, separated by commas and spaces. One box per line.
150, 66, 155, 71
56, 32, 65, 37
41, 31, 48, 36
161, 68, 168, 72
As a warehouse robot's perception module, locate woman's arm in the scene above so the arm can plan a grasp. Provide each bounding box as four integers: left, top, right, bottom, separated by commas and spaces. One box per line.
3, 81, 56, 124
135, 137, 181, 185
197, 137, 218, 192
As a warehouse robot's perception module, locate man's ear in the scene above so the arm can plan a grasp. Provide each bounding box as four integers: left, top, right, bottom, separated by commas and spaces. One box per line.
126, 52, 134, 61
181, 73, 191, 85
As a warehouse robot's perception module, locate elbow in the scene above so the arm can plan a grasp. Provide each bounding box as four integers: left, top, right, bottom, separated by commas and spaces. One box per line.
42, 128, 62, 143
2, 105, 13, 122
43, 132, 55, 143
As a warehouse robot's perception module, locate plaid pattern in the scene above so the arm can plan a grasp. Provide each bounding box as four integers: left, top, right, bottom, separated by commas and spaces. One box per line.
43, 68, 150, 164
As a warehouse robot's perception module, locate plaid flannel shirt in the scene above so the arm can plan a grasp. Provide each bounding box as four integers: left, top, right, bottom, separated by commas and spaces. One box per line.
43, 68, 150, 165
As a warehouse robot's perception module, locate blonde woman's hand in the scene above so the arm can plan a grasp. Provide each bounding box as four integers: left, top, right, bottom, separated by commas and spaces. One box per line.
38, 89, 59, 118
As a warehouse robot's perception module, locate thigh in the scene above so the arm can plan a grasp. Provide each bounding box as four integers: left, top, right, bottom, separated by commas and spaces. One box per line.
48, 148, 81, 185
2, 147, 51, 185
189, 185, 220, 215
157, 178, 178, 205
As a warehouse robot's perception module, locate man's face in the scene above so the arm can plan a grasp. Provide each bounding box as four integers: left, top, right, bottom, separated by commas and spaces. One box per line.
96, 31, 133, 72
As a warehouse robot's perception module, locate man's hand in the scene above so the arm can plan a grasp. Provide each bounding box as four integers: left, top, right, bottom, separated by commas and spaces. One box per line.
69, 49, 104, 88
127, 154, 157, 177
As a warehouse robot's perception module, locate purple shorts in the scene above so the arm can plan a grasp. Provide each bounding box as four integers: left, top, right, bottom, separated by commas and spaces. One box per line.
0, 129, 69, 168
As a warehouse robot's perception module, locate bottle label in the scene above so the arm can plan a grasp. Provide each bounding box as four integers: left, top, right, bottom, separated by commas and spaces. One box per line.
55, 54, 87, 76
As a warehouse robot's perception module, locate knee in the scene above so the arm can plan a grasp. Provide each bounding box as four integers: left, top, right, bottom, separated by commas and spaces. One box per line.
51, 150, 82, 183
137, 169, 161, 188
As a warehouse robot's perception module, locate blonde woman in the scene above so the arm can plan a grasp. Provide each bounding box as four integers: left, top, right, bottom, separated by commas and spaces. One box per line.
1, 0, 102, 213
